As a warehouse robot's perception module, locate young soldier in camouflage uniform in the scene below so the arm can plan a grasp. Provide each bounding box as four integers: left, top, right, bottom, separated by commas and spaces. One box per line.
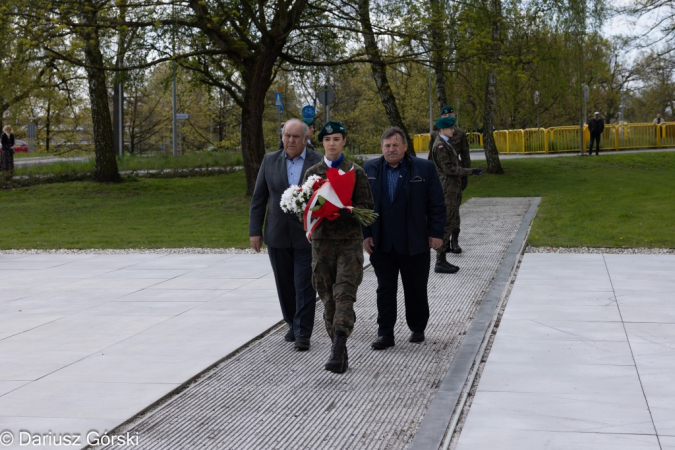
429, 116, 484, 274
303, 120, 374, 374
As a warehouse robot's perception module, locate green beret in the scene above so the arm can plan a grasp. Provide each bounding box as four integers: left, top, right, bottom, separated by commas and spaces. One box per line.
440, 105, 454, 115
435, 116, 456, 129
318, 120, 346, 141
301, 118, 314, 127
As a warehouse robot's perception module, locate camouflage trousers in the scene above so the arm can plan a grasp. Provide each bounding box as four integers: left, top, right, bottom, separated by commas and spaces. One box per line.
311, 239, 364, 338
436, 178, 462, 261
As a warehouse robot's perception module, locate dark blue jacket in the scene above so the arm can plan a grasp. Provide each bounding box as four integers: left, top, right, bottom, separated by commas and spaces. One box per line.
362, 154, 446, 256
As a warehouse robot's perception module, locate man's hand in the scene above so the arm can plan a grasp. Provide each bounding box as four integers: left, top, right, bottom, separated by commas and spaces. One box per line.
429, 237, 443, 250
363, 237, 375, 255
471, 168, 485, 176
250, 236, 263, 253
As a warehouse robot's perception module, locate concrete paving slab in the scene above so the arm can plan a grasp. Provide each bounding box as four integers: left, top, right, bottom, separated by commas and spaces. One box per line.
459, 390, 655, 435
75, 301, 200, 316
115, 288, 225, 302
90, 333, 244, 359
93, 269, 189, 279
455, 429, 660, 450
477, 361, 645, 397
0, 315, 63, 340
502, 304, 623, 322
495, 318, 629, 342
41, 354, 219, 384
507, 285, 617, 305
625, 322, 675, 346
0, 332, 133, 355
146, 277, 253, 290
456, 252, 675, 449
487, 337, 635, 365
662, 436, 675, 450
0, 380, 179, 420
0, 381, 29, 396
620, 305, 675, 323
0, 351, 94, 381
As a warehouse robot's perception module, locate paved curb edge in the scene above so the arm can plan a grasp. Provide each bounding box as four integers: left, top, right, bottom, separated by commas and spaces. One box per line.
408, 196, 541, 450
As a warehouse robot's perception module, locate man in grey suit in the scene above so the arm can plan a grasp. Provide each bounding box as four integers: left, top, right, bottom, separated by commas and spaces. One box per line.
249, 119, 323, 351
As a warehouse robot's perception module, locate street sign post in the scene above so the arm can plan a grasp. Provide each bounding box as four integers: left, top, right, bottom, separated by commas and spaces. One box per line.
275, 93, 284, 139
26, 123, 36, 153
301, 105, 316, 119
317, 84, 335, 123
175, 113, 189, 154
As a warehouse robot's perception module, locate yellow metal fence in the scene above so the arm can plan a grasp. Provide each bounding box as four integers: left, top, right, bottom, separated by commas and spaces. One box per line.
414, 123, 674, 154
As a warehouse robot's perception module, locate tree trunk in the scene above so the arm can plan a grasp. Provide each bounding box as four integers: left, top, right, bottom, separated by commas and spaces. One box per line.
429, 0, 448, 111
482, 0, 504, 174
358, 0, 415, 155
240, 47, 278, 195
80, 3, 120, 182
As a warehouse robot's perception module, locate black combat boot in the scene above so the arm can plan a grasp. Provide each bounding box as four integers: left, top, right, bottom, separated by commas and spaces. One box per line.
450, 229, 462, 254
325, 330, 349, 374
434, 254, 459, 274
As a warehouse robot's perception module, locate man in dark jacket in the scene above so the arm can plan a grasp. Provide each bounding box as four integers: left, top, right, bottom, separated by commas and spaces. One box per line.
363, 127, 446, 349
249, 119, 323, 351
588, 112, 605, 156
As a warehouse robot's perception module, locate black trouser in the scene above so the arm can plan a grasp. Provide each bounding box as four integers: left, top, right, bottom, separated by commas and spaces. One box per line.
268, 246, 316, 338
370, 249, 430, 337
588, 135, 601, 155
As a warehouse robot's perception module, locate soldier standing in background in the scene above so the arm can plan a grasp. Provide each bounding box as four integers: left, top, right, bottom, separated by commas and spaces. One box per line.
303, 121, 374, 374
429, 116, 484, 274
428, 105, 472, 253
302, 118, 315, 151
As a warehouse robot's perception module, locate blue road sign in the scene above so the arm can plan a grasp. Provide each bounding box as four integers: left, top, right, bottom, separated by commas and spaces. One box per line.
301, 105, 316, 119
275, 92, 283, 107
277, 104, 284, 114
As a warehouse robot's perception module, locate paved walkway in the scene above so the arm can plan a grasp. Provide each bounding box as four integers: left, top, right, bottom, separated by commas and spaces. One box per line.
85, 198, 533, 450
455, 253, 675, 450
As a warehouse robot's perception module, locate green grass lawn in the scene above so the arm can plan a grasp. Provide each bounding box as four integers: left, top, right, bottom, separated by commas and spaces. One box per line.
466, 152, 675, 248
1, 151, 674, 249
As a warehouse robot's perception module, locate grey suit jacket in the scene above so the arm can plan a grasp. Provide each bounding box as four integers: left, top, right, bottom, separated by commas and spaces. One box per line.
249, 148, 323, 249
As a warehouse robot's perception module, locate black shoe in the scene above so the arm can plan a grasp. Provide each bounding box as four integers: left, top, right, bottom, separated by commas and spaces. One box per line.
284, 328, 295, 342
371, 335, 395, 350
294, 335, 310, 351
434, 260, 459, 274
325, 331, 348, 374
450, 229, 462, 254
409, 331, 425, 343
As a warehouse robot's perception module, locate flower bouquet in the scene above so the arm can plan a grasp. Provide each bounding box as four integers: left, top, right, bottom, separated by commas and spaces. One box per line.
280, 168, 378, 241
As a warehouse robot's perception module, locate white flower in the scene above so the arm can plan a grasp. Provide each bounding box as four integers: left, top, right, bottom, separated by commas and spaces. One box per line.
280, 175, 324, 219
302, 175, 321, 193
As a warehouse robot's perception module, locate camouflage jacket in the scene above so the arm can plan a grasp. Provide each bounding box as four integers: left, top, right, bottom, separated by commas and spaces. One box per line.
451, 127, 471, 168
429, 134, 473, 181
303, 157, 374, 240
428, 128, 470, 168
